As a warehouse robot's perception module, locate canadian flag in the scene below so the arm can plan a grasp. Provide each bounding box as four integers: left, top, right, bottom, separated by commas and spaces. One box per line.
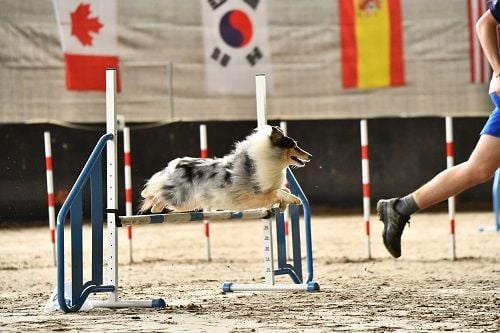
52, 0, 120, 91
201, 0, 273, 95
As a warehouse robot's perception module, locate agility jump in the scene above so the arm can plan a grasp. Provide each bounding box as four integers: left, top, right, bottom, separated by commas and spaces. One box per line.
55, 69, 319, 313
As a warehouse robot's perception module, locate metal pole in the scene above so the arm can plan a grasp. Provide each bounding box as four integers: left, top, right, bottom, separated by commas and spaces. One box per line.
44, 131, 57, 266
280, 121, 292, 261
256, 74, 275, 285
360, 120, 372, 260
106, 69, 119, 302
199, 124, 211, 262
123, 126, 133, 263
445, 117, 457, 260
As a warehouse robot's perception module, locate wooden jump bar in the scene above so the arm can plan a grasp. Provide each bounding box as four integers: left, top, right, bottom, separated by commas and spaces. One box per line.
119, 208, 272, 226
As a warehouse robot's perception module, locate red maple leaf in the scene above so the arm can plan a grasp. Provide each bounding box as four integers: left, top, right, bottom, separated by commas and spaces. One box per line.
70, 3, 103, 46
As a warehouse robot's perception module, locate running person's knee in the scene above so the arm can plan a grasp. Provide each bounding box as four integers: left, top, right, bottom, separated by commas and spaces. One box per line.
465, 160, 496, 184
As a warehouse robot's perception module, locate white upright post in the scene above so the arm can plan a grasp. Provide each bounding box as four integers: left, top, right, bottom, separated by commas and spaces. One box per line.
279, 121, 292, 261
223, 74, 314, 292
256, 74, 275, 286
360, 120, 372, 260
44, 131, 57, 266
81, 69, 165, 310
445, 117, 457, 260
256, 75, 267, 129
199, 124, 211, 262
106, 69, 119, 302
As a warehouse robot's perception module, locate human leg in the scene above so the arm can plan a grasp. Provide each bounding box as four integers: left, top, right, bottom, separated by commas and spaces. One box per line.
412, 134, 500, 210
378, 134, 500, 258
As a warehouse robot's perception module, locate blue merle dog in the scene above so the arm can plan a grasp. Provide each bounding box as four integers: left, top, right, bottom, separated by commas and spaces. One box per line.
139, 126, 312, 213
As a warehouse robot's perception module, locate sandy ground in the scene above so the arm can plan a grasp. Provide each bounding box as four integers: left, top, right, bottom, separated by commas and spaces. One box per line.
0, 211, 499, 332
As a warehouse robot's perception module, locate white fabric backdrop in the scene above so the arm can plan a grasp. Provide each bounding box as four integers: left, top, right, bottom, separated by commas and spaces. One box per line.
0, 0, 492, 123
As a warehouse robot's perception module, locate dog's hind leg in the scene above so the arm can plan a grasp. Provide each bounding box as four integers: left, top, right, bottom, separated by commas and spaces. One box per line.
151, 202, 166, 213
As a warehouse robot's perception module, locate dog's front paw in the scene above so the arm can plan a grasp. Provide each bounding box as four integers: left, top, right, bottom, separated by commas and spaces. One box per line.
287, 194, 301, 206
277, 191, 301, 211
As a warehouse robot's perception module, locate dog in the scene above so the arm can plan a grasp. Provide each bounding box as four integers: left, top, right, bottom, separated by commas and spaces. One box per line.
139, 125, 312, 213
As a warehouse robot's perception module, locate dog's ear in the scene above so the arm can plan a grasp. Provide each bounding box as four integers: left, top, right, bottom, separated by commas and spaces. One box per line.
273, 126, 284, 135
270, 126, 284, 144
270, 126, 295, 148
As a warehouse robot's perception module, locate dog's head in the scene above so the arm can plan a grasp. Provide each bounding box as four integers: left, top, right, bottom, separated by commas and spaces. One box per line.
269, 126, 312, 168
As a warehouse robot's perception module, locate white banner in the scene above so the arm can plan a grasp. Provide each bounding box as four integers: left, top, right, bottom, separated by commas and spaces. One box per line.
0, 0, 491, 123
201, 0, 273, 95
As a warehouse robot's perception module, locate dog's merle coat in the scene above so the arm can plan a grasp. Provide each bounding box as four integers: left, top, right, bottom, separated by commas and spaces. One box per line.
140, 126, 311, 213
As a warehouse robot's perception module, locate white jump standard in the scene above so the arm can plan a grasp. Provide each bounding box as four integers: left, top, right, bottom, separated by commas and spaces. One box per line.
56, 70, 165, 312
222, 74, 319, 293
55, 70, 319, 313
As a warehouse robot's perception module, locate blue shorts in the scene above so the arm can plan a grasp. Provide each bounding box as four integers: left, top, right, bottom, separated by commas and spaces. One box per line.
480, 93, 500, 137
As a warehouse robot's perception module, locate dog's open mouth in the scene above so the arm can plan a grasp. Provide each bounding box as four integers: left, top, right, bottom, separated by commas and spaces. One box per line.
291, 155, 309, 167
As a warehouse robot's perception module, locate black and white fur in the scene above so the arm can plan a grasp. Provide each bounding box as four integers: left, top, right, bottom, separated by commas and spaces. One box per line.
140, 125, 312, 213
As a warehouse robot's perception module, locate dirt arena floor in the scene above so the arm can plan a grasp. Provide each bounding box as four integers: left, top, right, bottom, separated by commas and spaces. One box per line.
0, 211, 499, 332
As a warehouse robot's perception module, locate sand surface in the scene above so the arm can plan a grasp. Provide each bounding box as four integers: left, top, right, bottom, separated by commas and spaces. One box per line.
0, 212, 499, 332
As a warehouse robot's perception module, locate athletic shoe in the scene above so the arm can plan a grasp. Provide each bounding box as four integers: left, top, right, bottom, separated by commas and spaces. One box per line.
376, 198, 410, 258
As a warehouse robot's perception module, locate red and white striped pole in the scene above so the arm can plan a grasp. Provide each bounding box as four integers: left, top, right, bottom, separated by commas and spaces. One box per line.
200, 124, 211, 262
123, 125, 134, 263
445, 117, 457, 260
280, 120, 292, 260
44, 131, 56, 266
360, 120, 372, 259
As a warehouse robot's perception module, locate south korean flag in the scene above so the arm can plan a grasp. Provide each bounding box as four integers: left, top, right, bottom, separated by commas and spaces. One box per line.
201, 0, 273, 95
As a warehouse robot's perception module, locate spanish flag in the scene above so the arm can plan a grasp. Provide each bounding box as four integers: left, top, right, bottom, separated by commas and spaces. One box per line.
339, 0, 404, 89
